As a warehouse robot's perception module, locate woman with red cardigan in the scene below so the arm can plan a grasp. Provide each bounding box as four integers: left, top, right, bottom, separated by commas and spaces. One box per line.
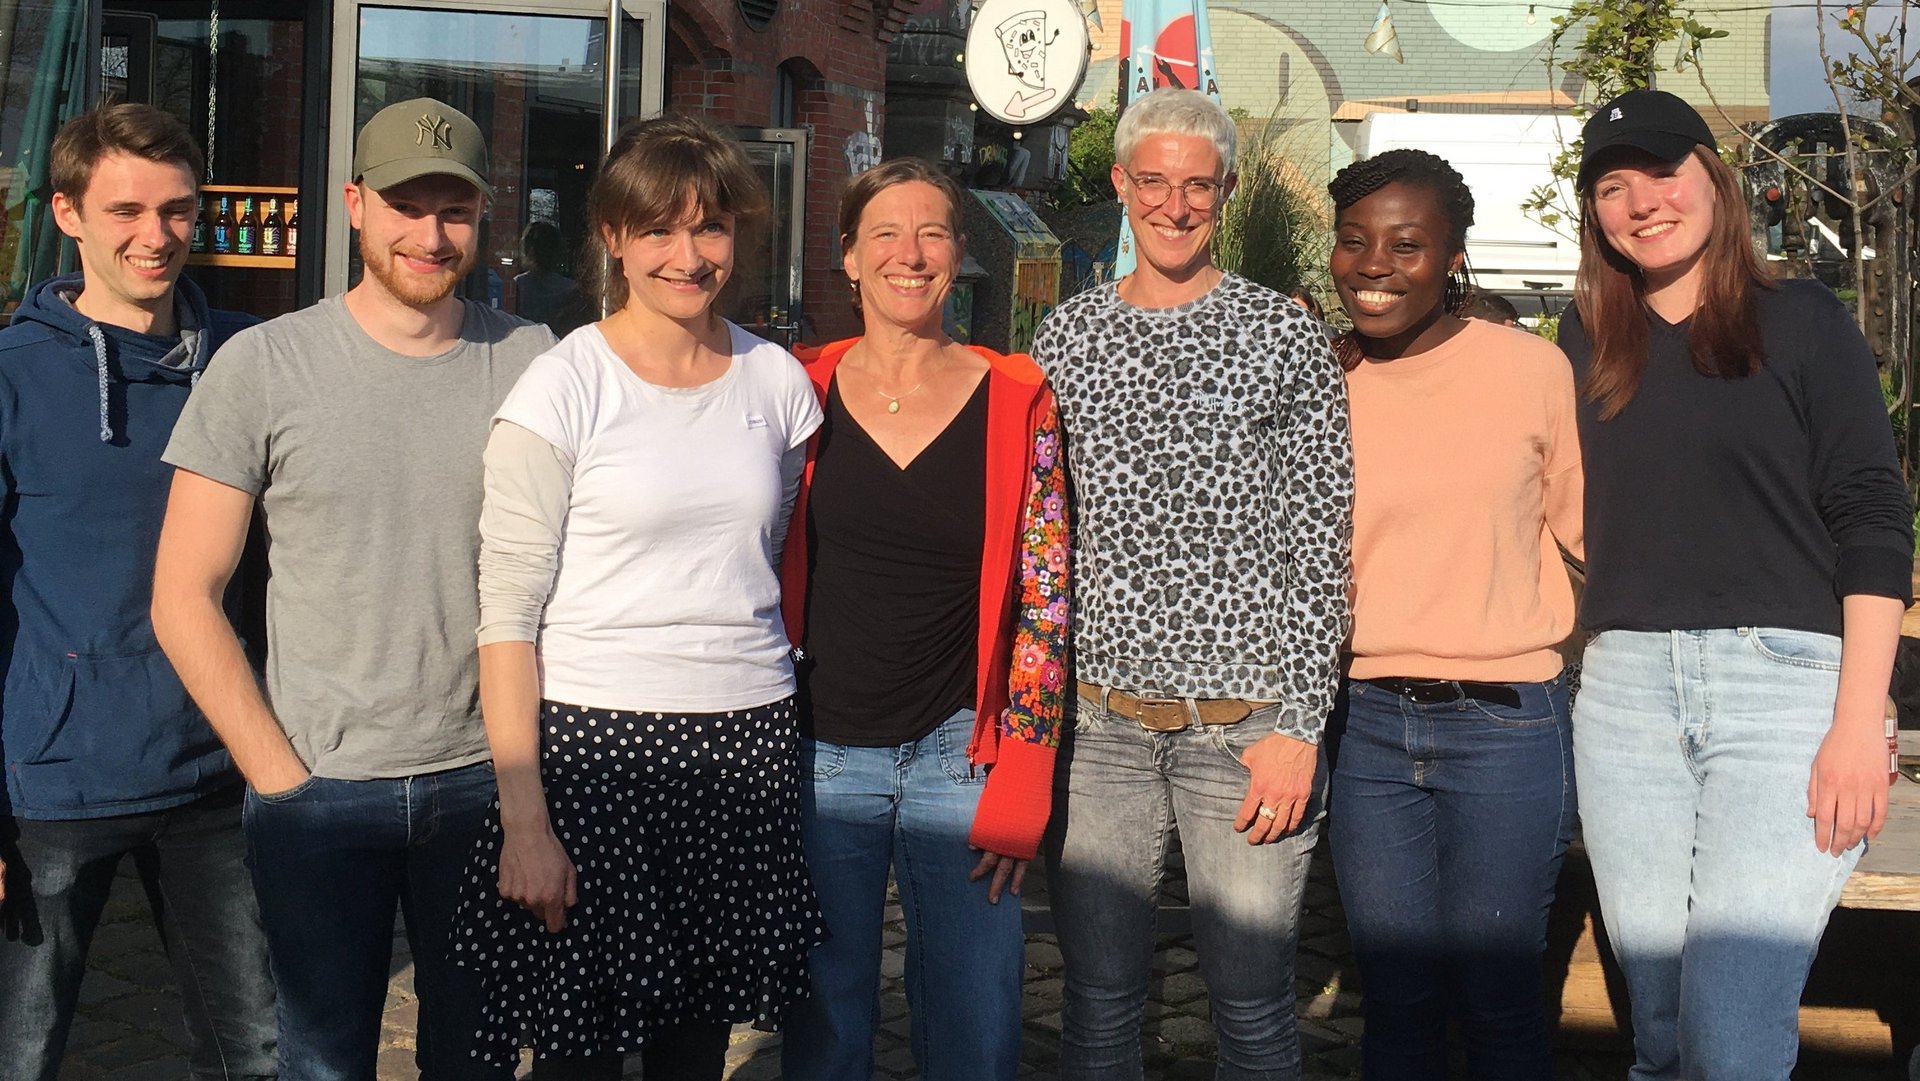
777, 157, 1068, 1081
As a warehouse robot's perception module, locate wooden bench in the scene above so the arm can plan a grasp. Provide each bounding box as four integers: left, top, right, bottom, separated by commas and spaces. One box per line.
1552, 732, 1920, 1072
1839, 731, 1920, 910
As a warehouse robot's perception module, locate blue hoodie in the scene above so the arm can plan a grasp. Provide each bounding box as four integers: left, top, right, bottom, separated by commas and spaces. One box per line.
0, 272, 257, 820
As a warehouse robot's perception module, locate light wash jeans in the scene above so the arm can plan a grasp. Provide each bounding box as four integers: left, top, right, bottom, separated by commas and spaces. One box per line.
1574, 628, 1860, 1081
1045, 691, 1323, 1081
781, 709, 1025, 1081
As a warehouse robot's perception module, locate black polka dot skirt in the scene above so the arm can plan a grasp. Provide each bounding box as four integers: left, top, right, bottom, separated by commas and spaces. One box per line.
450, 696, 825, 1068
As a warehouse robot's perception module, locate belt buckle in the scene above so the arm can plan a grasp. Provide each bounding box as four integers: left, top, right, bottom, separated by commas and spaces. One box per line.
1134, 697, 1191, 733
1405, 680, 1463, 705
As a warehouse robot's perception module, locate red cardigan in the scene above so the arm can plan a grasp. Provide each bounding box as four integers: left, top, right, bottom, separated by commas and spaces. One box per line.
780, 338, 1069, 859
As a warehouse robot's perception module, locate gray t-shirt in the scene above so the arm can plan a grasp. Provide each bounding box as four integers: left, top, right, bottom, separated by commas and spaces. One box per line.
163, 297, 555, 779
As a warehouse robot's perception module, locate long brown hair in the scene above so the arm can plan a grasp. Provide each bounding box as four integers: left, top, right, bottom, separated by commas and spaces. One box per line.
1577, 147, 1774, 420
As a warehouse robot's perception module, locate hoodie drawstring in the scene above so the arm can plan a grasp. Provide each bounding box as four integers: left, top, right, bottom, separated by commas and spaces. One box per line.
88, 324, 111, 443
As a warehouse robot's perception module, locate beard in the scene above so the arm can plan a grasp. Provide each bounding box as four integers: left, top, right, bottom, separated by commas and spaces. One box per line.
359, 233, 475, 308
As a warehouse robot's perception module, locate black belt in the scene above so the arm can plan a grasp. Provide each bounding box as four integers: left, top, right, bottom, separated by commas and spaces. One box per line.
1366, 677, 1524, 709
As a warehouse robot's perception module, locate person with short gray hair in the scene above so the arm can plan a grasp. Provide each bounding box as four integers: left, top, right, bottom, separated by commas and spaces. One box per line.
151, 97, 553, 1081
1033, 86, 1354, 1080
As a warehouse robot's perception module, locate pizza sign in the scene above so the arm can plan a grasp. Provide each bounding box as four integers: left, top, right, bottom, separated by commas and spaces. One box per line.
965, 0, 1090, 126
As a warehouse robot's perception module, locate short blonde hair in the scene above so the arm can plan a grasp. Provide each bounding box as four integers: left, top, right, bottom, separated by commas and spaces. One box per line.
1114, 88, 1235, 172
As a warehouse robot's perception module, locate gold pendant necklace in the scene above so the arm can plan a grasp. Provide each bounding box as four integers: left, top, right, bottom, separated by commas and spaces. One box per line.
879, 381, 926, 414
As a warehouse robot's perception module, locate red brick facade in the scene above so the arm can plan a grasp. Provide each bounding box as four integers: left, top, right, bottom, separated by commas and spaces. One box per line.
666, 0, 917, 343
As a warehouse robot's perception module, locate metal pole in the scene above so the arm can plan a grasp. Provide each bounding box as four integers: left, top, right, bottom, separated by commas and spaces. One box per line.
603, 0, 622, 157
599, 0, 623, 318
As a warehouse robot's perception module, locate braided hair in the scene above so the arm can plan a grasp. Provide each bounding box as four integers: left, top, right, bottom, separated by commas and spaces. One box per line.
1326, 149, 1478, 368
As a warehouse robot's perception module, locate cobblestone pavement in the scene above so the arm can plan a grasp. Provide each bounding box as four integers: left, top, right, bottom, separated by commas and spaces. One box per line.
57, 840, 1902, 1081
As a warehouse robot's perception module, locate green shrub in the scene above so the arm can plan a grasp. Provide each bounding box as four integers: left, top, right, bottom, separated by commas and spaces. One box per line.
1212, 116, 1329, 299
1059, 100, 1119, 209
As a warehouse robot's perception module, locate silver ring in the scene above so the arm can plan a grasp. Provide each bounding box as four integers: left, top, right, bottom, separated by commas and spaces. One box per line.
1257, 805, 1278, 821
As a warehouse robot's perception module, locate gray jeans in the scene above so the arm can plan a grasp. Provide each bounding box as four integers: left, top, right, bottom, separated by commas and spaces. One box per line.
0, 786, 276, 1081
1044, 691, 1324, 1081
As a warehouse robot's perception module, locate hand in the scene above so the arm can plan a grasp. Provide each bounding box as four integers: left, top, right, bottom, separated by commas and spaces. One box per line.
251, 763, 311, 798
499, 825, 578, 932
968, 850, 1029, 904
0, 851, 7, 906
1807, 719, 1892, 856
1234, 731, 1318, 845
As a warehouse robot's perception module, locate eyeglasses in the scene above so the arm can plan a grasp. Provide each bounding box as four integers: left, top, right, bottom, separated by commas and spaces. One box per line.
1123, 169, 1227, 210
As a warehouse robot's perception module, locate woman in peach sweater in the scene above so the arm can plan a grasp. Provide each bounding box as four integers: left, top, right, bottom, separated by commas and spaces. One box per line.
1325, 148, 1583, 1081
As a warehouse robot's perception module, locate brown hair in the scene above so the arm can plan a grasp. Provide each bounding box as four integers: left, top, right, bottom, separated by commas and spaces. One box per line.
585, 113, 770, 310
50, 103, 204, 204
1576, 146, 1774, 420
836, 158, 967, 312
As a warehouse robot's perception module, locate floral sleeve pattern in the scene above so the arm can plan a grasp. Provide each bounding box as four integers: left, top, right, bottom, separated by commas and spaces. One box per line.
1003, 391, 1069, 748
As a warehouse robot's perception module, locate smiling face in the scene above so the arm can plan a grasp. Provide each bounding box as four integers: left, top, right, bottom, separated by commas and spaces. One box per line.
606, 201, 735, 326
51, 151, 198, 329
1589, 147, 1717, 296
842, 179, 960, 336
1330, 179, 1464, 358
346, 173, 484, 309
1112, 132, 1231, 287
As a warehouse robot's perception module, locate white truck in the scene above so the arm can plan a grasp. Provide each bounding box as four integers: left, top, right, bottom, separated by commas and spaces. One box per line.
1355, 111, 1581, 315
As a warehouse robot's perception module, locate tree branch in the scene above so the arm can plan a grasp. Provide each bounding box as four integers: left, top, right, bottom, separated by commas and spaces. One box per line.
1817, 0, 1872, 332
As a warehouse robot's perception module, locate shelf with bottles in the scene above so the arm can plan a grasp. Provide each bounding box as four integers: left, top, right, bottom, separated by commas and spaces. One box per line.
189, 185, 301, 268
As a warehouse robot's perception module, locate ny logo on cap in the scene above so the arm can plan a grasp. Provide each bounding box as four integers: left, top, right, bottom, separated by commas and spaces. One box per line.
415, 112, 454, 149
1609, 107, 1624, 121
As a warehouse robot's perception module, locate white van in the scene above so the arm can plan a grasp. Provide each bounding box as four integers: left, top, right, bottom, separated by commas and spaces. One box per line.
1356, 111, 1581, 311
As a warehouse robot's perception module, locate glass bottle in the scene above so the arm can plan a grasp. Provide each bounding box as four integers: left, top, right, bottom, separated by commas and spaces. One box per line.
261, 198, 284, 257
212, 196, 234, 254
191, 196, 209, 253
235, 197, 257, 255
286, 201, 300, 259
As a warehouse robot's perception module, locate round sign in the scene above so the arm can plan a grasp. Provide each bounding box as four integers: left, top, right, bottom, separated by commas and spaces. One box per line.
964, 0, 1090, 126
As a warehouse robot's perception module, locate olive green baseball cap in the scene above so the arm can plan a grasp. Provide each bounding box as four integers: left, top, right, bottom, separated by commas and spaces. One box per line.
352, 97, 491, 196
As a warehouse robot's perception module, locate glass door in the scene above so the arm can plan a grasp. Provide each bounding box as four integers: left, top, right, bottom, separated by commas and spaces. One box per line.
727, 128, 805, 348
325, 0, 663, 335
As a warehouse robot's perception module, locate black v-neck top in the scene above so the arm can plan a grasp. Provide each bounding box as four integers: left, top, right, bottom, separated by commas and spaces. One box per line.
800, 375, 988, 746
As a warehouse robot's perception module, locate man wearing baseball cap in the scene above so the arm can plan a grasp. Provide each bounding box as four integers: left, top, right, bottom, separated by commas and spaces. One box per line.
152, 97, 554, 1081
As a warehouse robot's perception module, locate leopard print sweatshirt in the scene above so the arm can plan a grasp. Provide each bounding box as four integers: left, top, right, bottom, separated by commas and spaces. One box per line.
1031, 273, 1354, 743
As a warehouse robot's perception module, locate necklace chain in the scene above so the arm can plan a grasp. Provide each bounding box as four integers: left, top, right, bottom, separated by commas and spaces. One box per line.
876, 380, 927, 414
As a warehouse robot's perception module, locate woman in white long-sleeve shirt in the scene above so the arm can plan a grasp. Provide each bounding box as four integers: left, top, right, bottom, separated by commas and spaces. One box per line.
447, 114, 825, 1081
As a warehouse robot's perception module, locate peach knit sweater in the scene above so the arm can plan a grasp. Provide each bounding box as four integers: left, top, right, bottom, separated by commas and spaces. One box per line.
1345, 318, 1584, 682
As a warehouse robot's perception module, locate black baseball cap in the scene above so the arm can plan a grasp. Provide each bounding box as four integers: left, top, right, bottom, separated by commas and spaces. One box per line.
1577, 89, 1715, 191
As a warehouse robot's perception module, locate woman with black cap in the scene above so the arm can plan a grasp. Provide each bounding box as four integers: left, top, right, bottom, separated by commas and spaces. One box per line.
1562, 88, 1911, 1080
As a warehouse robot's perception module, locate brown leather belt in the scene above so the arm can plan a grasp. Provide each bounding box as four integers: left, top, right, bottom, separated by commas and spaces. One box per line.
1076, 680, 1275, 733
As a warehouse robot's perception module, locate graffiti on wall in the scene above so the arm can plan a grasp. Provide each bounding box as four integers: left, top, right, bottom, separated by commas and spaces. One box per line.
1009, 258, 1060, 353
844, 99, 882, 175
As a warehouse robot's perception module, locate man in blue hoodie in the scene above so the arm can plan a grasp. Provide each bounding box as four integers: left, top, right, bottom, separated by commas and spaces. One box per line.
0, 104, 274, 1081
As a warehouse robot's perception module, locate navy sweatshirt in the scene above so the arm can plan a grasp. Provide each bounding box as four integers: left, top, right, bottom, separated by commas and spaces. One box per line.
0, 273, 257, 819
1561, 277, 1914, 637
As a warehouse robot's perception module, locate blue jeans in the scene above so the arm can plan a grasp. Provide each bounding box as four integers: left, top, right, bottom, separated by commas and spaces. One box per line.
242, 762, 511, 1081
0, 786, 276, 1081
1045, 692, 1323, 1081
780, 709, 1024, 1081
1326, 674, 1574, 1081
1575, 628, 1860, 1081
